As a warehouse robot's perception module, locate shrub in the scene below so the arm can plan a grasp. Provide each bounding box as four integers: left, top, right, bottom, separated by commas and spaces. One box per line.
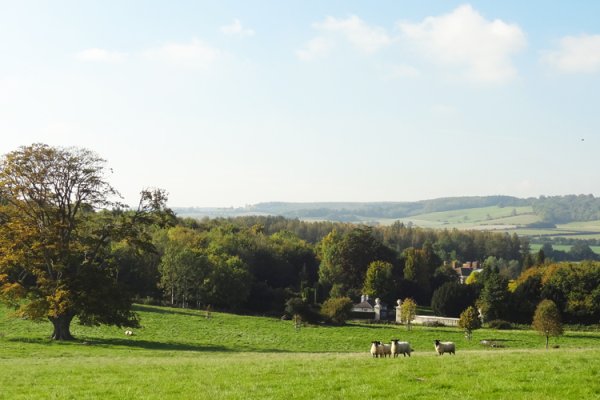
422, 320, 446, 327
400, 298, 417, 330
459, 306, 482, 340
487, 320, 513, 330
320, 297, 353, 325
284, 297, 321, 324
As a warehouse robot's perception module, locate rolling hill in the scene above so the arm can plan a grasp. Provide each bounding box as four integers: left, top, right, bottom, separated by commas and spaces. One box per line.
173, 195, 600, 240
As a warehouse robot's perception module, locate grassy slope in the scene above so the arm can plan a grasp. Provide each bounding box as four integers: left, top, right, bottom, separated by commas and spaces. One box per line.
529, 243, 600, 254
348, 206, 600, 243
1, 305, 600, 399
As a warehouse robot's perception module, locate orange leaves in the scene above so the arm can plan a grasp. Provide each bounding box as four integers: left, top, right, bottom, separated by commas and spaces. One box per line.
0, 282, 26, 305
46, 288, 73, 318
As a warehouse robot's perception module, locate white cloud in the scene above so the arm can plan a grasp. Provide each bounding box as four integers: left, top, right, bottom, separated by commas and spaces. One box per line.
542, 34, 600, 73
398, 4, 526, 83
144, 39, 221, 68
385, 64, 421, 79
296, 37, 334, 61
315, 15, 392, 53
76, 48, 127, 63
220, 19, 255, 37
297, 15, 391, 61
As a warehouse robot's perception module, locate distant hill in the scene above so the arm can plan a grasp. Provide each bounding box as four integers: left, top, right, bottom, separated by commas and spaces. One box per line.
174, 196, 528, 221
173, 195, 600, 240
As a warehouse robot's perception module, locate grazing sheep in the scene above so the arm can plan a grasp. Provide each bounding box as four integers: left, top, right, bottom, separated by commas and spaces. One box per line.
124, 330, 134, 336
391, 339, 412, 357
381, 343, 392, 358
434, 339, 455, 355
370, 341, 382, 358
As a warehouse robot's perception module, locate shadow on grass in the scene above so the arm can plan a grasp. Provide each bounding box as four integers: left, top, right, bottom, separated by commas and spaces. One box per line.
6, 336, 291, 353
91, 338, 233, 352
132, 304, 201, 317
565, 333, 600, 339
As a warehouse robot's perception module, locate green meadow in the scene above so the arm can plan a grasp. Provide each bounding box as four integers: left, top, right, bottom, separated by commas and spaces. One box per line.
529, 243, 600, 255
316, 204, 600, 242
1, 305, 599, 399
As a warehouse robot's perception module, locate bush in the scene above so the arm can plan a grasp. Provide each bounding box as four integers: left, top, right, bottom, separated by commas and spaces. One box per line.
459, 306, 482, 340
422, 320, 446, 327
284, 297, 321, 324
487, 320, 513, 330
320, 297, 353, 325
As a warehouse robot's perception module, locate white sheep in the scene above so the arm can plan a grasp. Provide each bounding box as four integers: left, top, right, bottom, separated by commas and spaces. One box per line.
381, 343, 392, 358
370, 341, 381, 358
124, 330, 134, 336
391, 339, 412, 357
434, 339, 455, 355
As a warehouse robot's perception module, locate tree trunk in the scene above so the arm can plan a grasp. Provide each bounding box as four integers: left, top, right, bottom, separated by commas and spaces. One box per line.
545, 335, 549, 350
49, 313, 75, 341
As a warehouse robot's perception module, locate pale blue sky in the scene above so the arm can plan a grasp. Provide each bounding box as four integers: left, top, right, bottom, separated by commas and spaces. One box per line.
1, 1, 600, 207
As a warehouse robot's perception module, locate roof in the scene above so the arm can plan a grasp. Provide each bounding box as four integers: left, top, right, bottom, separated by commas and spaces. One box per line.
456, 267, 473, 276
352, 301, 375, 310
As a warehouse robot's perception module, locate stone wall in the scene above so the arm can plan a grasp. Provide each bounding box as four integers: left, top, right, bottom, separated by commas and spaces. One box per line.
413, 315, 460, 326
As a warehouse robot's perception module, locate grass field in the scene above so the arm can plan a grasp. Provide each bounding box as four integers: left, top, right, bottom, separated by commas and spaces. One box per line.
529, 243, 600, 255
1, 304, 600, 399
357, 208, 600, 243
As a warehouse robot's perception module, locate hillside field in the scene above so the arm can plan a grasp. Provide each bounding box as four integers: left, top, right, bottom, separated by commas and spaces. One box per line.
1, 304, 599, 399
177, 202, 600, 242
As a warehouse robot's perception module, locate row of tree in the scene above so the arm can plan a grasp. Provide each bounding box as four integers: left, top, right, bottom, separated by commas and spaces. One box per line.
1, 144, 599, 341
430, 261, 600, 325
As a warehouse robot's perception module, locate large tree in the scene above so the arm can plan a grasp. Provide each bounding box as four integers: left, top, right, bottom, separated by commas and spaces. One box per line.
363, 260, 393, 295
0, 144, 170, 340
477, 267, 509, 321
318, 227, 395, 298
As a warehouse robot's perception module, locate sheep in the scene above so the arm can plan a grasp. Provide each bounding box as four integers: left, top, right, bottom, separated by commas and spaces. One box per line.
391, 339, 412, 357
124, 330, 134, 336
434, 339, 455, 355
370, 341, 382, 358
370, 341, 390, 358
381, 343, 392, 358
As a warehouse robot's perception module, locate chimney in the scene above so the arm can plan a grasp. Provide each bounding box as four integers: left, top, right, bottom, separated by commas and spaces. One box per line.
361, 294, 365, 302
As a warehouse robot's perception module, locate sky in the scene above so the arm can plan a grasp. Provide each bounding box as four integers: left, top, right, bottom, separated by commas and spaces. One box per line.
1, 1, 600, 208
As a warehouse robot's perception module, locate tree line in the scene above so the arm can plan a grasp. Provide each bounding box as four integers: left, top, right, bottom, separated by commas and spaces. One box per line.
1, 144, 599, 341
177, 194, 600, 224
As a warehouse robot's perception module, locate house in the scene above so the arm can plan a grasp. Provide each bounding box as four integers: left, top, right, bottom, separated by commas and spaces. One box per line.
351, 295, 388, 320
453, 261, 481, 283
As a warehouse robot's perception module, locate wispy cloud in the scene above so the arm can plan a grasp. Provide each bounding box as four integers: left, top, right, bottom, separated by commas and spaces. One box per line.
542, 34, 600, 73
297, 15, 391, 60
296, 37, 334, 61
315, 15, 392, 53
76, 48, 127, 63
220, 19, 255, 37
385, 64, 421, 79
398, 4, 526, 83
143, 39, 221, 69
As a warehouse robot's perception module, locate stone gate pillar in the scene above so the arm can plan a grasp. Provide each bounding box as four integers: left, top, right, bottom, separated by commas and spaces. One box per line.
374, 298, 382, 321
